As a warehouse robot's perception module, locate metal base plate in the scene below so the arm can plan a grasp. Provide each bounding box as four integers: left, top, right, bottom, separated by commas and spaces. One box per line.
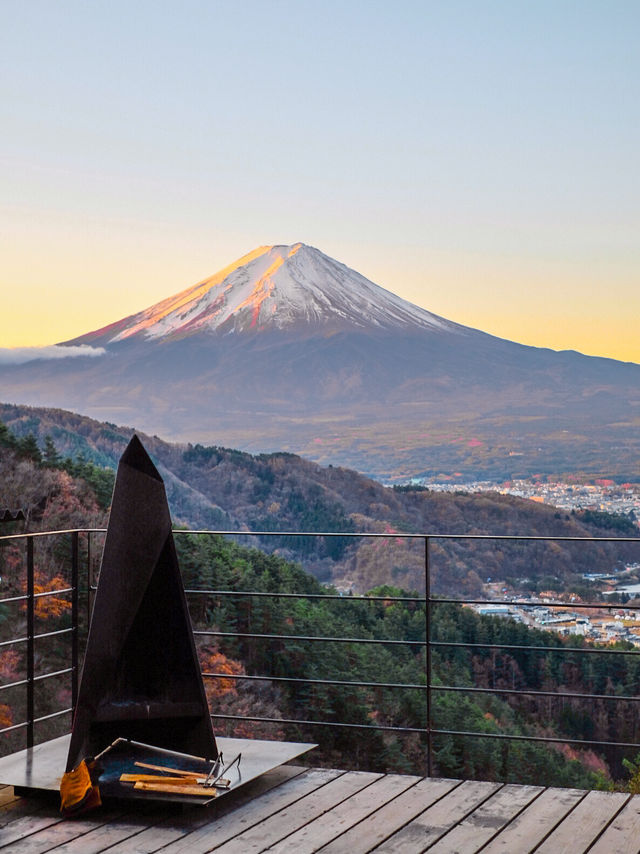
0, 734, 316, 805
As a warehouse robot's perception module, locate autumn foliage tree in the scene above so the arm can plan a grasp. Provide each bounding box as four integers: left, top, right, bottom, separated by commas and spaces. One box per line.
197, 644, 285, 740
0, 428, 110, 754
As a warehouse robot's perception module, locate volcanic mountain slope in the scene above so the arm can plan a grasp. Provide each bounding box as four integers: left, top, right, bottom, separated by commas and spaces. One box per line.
71, 243, 458, 341
1, 243, 639, 480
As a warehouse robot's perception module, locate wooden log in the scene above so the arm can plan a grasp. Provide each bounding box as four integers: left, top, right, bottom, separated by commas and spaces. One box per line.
120, 773, 202, 785
133, 781, 218, 798
134, 761, 209, 778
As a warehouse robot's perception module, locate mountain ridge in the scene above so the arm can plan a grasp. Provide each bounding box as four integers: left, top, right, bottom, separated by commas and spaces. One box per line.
1, 400, 635, 598
1, 243, 639, 480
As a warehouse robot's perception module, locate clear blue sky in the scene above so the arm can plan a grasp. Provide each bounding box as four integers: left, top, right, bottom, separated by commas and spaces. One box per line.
2, 1, 638, 361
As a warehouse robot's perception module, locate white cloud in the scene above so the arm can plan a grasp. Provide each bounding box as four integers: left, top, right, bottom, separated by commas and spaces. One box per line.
0, 345, 107, 365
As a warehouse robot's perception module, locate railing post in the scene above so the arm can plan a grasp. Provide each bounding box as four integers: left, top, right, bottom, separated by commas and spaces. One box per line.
71, 531, 79, 712
86, 530, 92, 631
425, 535, 433, 777
26, 537, 35, 749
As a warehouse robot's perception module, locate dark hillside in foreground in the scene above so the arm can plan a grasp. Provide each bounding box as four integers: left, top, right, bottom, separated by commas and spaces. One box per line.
1, 402, 636, 596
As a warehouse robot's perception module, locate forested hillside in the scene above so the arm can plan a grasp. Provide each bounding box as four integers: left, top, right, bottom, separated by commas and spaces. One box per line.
179, 532, 638, 788
0, 402, 635, 598
0, 426, 111, 752
0, 420, 110, 529
0, 427, 638, 789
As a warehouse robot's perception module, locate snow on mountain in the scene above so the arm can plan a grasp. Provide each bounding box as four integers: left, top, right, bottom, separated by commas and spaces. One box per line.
74, 243, 459, 346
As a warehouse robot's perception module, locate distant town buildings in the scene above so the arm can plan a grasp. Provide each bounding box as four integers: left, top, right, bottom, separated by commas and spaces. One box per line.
469, 600, 640, 646
409, 479, 640, 524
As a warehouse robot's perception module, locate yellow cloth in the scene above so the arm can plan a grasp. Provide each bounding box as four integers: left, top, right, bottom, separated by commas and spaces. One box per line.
60, 759, 101, 817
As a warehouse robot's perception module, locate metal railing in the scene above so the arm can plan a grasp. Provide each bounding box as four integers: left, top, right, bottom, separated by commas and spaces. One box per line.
0, 529, 82, 749
1, 527, 639, 780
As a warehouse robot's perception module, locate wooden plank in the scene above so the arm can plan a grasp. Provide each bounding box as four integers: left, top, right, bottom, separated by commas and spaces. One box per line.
478, 787, 586, 854
0, 796, 51, 828
534, 790, 629, 854
5, 772, 631, 854
0, 788, 17, 809
587, 794, 640, 854
156, 768, 343, 854
265, 773, 421, 854
0, 807, 71, 849
32, 814, 166, 854
121, 775, 202, 784
103, 768, 342, 854
315, 777, 462, 854
419, 784, 544, 854
133, 781, 216, 799
134, 762, 207, 778
214, 771, 383, 854
1, 806, 124, 854
95, 764, 308, 854
369, 780, 500, 853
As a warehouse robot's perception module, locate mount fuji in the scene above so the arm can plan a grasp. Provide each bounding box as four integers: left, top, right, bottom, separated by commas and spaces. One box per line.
1, 243, 639, 480
70, 243, 459, 342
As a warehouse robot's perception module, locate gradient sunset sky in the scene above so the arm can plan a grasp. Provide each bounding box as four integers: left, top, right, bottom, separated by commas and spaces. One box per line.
2, 1, 638, 362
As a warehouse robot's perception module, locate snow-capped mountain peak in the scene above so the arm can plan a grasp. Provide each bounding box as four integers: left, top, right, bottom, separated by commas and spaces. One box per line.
75, 243, 458, 345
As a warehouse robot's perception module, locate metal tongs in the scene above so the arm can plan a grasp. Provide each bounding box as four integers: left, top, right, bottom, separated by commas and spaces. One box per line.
202, 751, 242, 788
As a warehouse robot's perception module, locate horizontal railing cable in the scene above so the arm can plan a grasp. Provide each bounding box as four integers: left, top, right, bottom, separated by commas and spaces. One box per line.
0, 587, 73, 607
0, 594, 28, 606
174, 529, 640, 543
431, 682, 640, 704
5, 526, 636, 542
210, 712, 427, 734
186, 588, 426, 603
0, 720, 29, 735
203, 670, 639, 704
431, 727, 640, 751
431, 639, 639, 655
210, 716, 640, 750
0, 627, 73, 649
194, 629, 425, 646
0, 667, 73, 693
0, 706, 72, 737
203, 671, 425, 691
435, 596, 640, 611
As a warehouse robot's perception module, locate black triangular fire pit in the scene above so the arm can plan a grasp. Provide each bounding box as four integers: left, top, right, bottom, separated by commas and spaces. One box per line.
67, 435, 217, 772
0, 435, 315, 804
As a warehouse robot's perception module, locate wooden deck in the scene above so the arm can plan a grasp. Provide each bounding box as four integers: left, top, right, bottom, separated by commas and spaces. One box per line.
1, 767, 640, 853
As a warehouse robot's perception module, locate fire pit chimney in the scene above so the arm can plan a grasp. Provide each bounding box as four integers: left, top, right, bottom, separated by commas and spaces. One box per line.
66, 435, 217, 771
